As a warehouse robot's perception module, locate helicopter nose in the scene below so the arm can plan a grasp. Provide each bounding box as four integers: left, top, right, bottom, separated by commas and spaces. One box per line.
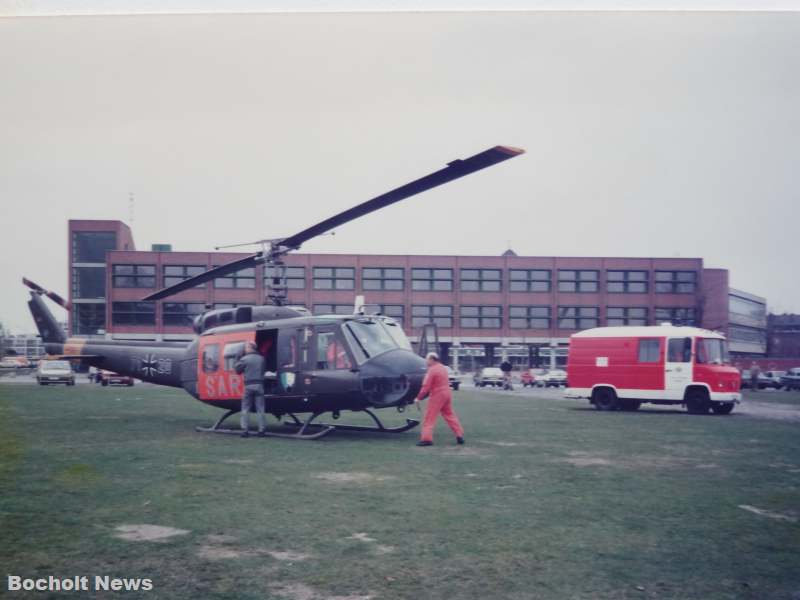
359, 349, 427, 408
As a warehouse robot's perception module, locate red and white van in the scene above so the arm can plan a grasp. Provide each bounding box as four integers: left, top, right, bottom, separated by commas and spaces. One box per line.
565, 325, 742, 415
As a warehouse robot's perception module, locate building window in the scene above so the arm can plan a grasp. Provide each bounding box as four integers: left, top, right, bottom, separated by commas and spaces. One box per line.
72, 266, 106, 299
655, 270, 697, 293
163, 302, 205, 327
313, 304, 353, 315
411, 305, 453, 328
376, 304, 404, 325
607, 307, 648, 326
729, 294, 766, 322
163, 265, 207, 288
557, 306, 599, 329
111, 302, 156, 326
411, 268, 453, 291
509, 306, 551, 329
362, 267, 404, 291
213, 303, 243, 309
214, 267, 256, 289
112, 264, 156, 288
638, 339, 661, 363
655, 307, 697, 326
460, 269, 502, 292
313, 267, 355, 290
265, 266, 306, 290
509, 269, 551, 292
460, 305, 502, 329
72, 231, 116, 263
72, 303, 106, 335
607, 270, 648, 293
558, 270, 599, 293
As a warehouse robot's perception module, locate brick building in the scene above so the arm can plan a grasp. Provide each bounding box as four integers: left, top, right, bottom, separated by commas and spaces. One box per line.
68, 219, 765, 368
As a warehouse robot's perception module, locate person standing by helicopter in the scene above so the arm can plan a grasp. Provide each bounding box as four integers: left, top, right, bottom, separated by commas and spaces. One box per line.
235, 342, 267, 438
415, 352, 464, 447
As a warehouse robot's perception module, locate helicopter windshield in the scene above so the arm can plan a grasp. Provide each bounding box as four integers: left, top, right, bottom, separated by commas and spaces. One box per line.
344, 319, 400, 362
380, 318, 412, 351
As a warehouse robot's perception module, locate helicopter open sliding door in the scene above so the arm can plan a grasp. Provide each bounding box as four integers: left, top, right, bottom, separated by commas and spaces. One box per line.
197, 331, 255, 402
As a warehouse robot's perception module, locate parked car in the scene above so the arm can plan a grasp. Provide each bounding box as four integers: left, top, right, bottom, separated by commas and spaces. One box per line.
446, 366, 460, 391
37, 360, 75, 386
762, 370, 787, 389
520, 369, 538, 388
98, 370, 135, 386
473, 367, 505, 387
539, 369, 568, 388
0, 357, 22, 369
780, 368, 800, 391
740, 370, 782, 390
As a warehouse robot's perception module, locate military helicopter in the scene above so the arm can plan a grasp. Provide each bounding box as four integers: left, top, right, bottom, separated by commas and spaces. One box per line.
26, 145, 524, 439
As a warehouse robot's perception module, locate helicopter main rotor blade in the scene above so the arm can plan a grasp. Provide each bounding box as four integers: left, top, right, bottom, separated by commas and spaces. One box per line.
279, 145, 524, 249
143, 255, 260, 301
142, 145, 524, 303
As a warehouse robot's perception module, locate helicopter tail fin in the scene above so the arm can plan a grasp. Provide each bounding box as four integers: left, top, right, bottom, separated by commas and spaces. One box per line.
27, 289, 67, 345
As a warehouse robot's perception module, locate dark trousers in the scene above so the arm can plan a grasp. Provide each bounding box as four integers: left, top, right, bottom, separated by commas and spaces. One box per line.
241, 384, 266, 431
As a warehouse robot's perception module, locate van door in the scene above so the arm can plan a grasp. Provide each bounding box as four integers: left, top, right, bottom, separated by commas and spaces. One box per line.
665, 337, 693, 400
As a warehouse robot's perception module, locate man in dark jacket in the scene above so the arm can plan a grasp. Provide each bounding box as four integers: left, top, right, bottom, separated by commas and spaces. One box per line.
500, 359, 513, 390
235, 342, 267, 437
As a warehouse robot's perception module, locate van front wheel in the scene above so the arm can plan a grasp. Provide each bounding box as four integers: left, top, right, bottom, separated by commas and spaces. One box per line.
593, 388, 619, 411
685, 389, 710, 415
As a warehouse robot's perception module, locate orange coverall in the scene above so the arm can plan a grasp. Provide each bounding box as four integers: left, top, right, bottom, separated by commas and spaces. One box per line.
417, 362, 464, 442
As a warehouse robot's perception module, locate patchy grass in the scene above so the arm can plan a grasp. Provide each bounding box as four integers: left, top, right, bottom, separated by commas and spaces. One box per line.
1, 383, 799, 599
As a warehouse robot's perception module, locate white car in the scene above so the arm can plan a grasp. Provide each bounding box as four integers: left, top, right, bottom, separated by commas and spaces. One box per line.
538, 369, 568, 387
0, 357, 21, 369
37, 360, 76, 386
474, 367, 505, 387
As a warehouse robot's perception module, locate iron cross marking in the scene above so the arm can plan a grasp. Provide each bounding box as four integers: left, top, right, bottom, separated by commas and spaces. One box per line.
141, 354, 159, 377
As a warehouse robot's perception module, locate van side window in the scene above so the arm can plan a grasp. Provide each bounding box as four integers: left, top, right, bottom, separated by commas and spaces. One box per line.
667, 338, 692, 363
202, 344, 220, 373
223, 342, 245, 370
637, 339, 660, 363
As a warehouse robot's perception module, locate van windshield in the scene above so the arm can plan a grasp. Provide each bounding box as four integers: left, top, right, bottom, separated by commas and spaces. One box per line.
696, 338, 729, 365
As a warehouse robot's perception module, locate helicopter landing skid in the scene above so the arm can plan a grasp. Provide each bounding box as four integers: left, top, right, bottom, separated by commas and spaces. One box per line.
195, 410, 335, 440
283, 408, 420, 434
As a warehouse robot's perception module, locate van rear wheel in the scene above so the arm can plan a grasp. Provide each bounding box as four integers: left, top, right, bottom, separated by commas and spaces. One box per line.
685, 389, 710, 414
593, 388, 619, 411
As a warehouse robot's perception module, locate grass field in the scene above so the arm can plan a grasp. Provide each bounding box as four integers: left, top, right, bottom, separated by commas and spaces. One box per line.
1, 383, 799, 600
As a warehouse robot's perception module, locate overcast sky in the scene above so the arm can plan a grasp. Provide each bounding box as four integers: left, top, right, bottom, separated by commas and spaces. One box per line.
1, 10, 798, 332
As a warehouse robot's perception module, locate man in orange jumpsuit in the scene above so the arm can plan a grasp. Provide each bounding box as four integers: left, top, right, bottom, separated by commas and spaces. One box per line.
415, 352, 464, 447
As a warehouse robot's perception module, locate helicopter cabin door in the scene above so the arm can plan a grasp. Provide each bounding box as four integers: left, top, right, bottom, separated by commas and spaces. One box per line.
197, 331, 255, 402
304, 324, 357, 397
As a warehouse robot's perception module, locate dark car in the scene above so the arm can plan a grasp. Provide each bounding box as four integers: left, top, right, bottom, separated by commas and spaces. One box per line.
780, 368, 800, 391
98, 370, 135, 386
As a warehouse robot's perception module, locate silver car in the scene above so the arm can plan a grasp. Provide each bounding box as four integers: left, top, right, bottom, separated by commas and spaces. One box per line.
37, 360, 76, 386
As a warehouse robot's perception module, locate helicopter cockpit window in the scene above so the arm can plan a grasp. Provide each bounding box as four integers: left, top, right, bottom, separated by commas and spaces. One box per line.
223, 342, 245, 370
316, 331, 352, 370
344, 320, 398, 362
202, 344, 220, 373
380, 319, 412, 351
